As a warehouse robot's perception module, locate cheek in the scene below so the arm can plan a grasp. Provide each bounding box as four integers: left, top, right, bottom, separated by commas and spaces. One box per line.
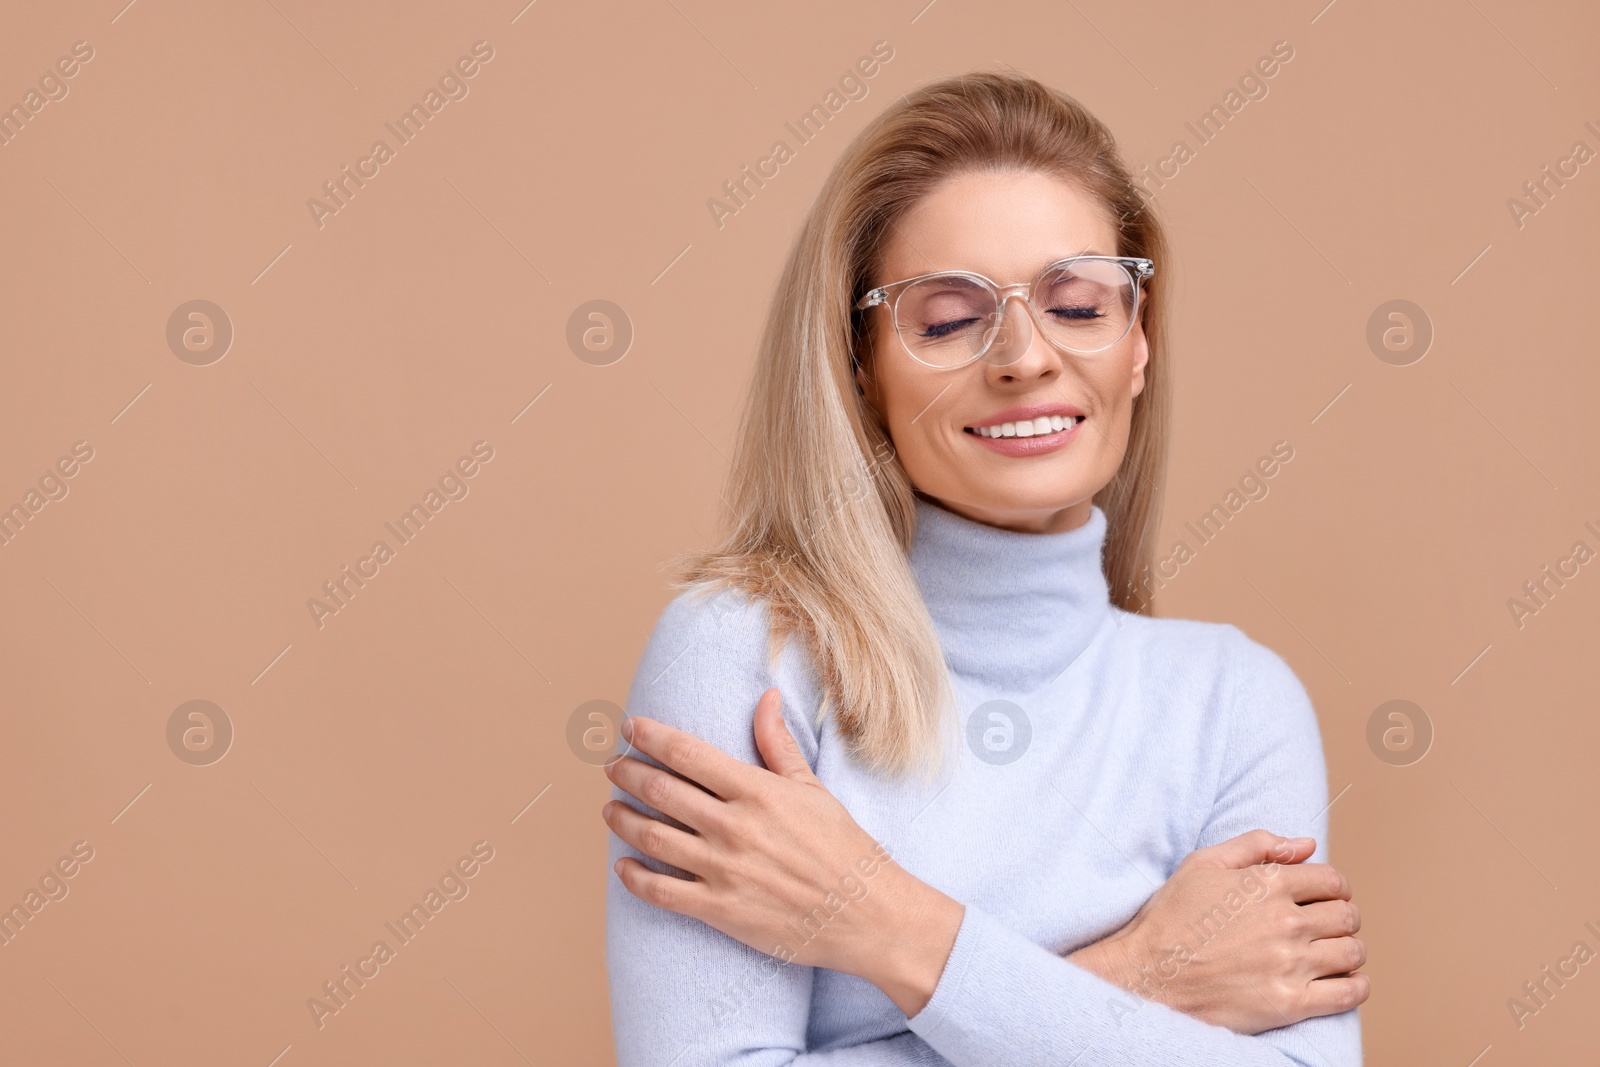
875, 370, 961, 478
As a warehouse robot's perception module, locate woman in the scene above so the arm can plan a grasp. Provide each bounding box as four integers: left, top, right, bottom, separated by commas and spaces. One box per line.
602, 70, 1368, 1065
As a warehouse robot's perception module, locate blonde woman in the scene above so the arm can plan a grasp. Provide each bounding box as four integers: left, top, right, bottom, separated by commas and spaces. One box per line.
602, 70, 1367, 1066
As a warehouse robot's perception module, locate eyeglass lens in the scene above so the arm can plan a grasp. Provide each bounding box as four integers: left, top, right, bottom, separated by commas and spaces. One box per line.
892, 258, 1139, 367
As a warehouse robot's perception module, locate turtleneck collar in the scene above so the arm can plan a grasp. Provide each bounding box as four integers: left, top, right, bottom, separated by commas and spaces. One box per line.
907, 493, 1113, 691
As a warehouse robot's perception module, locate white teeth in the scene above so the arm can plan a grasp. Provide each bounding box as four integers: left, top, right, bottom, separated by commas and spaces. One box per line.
970, 416, 1081, 438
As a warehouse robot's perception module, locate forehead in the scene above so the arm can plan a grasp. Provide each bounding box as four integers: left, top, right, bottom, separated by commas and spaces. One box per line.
879, 168, 1118, 281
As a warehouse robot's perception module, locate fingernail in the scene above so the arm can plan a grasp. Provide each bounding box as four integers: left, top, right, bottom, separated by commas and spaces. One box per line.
620, 717, 634, 741
613, 858, 624, 876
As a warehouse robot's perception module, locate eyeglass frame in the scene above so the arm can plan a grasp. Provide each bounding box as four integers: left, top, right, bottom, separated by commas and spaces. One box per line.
853, 254, 1155, 370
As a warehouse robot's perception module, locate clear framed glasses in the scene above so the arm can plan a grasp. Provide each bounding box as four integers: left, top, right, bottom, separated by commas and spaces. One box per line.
855, 254, 1154, 370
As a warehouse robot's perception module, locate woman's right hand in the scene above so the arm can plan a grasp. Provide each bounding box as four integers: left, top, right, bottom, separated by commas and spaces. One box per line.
1066, 829, 1369, 1034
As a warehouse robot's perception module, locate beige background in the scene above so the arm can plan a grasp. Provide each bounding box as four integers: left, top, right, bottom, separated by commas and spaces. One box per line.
0, 0, 1596, 1063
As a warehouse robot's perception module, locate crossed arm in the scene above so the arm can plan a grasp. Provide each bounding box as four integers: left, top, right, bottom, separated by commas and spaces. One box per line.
603, 596, 1366, 1066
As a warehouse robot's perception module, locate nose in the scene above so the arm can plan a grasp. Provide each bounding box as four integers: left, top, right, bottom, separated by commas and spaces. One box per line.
982, 291, 1058, 381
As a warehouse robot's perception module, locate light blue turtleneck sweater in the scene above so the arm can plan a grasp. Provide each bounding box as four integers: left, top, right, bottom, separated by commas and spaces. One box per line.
607, 495, 1362, 1066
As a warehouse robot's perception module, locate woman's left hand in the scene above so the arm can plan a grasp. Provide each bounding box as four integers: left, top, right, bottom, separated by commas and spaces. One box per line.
602, 688, 964, 1017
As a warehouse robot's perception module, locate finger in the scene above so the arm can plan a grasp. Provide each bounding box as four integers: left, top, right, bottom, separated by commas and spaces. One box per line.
1298, 972, 1370, 1018
613, 855, 712, 919
753, 688, 814, 782
623, 715, 763, 801
1296, 898, 1361, 939
1275, 862, 1351, 904
1305, 935, 1367, 978
606, 754, 725, 832
604, 800, 717, 877
1186, 829, 1315, 871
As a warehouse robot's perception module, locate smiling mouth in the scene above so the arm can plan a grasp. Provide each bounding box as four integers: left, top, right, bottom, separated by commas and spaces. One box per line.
964, 415, 1084, 439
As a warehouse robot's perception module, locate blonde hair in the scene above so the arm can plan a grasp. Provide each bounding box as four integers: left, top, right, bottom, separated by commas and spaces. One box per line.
666, 68, 1172, 779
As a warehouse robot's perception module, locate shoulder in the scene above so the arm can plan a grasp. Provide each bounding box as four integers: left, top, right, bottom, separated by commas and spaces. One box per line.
626, 581, 822, 768
638, 582, 776, 675
1111, 608, 1321, 750
1113, 607, 1306, 693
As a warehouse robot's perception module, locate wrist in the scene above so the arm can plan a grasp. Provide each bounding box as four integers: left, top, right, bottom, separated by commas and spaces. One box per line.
1068, 926, 1142, 995
855, 859, 965, 1018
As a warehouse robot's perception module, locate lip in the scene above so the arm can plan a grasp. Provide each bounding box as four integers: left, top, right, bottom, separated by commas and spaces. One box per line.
964, 402, 1086, 429
964, 416, 1082, 456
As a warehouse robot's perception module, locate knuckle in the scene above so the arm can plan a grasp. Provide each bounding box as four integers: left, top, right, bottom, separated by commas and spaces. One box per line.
746, 777, 778, 809
1342, 900, 1361, 934
643, 772, 674, 810
647, 876, 675, 908
666, 735, 700, 769
1272, 978, 1304, 1017
639, 823, 668, 857
1350, 936, 1368, 970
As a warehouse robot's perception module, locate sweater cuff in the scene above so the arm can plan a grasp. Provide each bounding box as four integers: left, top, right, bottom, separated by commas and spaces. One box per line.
904, 903, 1118, 1055
905, 903, 1084, 1043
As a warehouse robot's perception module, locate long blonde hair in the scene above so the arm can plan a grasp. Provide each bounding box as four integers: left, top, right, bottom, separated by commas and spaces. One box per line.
666, 68, 1172, 779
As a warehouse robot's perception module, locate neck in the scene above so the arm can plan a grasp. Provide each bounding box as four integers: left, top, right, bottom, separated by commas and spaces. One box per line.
928, 494, 1096, 535
907, 493, 1113, 691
